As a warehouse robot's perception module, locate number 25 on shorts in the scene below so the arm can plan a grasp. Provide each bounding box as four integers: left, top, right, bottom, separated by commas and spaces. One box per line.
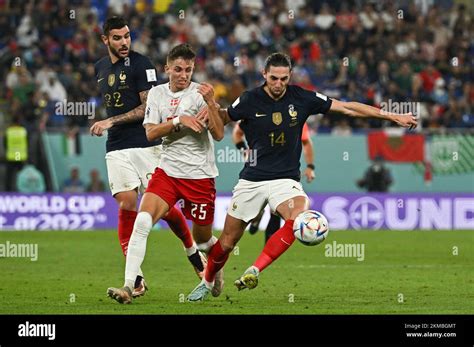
190, 203, 207, 220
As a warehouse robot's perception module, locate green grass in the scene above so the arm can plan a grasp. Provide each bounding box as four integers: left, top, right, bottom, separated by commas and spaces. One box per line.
0, 230, 473, 314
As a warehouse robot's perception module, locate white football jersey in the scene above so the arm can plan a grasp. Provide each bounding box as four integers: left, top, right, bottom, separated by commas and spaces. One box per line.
143, 81, 218, 179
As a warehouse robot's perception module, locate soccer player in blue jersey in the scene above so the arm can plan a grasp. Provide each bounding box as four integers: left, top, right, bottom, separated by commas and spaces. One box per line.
187, 52, 418, 301
91, 17, 205, 298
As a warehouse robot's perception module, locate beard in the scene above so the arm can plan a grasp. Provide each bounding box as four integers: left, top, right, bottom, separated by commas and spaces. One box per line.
109, 43, 129, 59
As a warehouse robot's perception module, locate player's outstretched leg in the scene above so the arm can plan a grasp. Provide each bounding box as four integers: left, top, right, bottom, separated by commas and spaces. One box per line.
162, 206, 206, 278
234, 219, 295, 290
188, 215, 247, 301
196, 234, 223, 297
188, 239, 230, 301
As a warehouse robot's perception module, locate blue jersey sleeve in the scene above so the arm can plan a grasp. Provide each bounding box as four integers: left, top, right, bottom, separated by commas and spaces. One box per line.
299, 88, 332, 115
133, 55, 158, 93
228, 91, 251, 121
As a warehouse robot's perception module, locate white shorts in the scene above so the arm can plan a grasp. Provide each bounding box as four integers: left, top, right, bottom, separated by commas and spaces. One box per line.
105, 145, 162, 196
227, 178, 308, 223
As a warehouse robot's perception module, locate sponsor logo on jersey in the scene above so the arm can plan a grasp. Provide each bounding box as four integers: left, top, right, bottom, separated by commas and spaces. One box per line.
272, 112, 282, 125
255, 113, 267, 117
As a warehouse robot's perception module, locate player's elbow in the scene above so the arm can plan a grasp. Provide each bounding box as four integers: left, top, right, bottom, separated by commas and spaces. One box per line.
213, 132, 224, 142
145, 128, 158, 142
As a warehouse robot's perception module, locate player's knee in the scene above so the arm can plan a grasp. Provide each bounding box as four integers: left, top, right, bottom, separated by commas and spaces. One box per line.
220, 238, 236, 253
134, 212, 152, 236
115, 192, 137, 211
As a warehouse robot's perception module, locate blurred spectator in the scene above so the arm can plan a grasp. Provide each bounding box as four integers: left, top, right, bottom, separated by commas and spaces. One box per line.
0, 0, 470, 135
16, 164, 46, 193
62, 166, 86, 193
357, 156, 393, 192
5, 116, 28, 191
87, 169, 106, 192
39, 73, 67, 103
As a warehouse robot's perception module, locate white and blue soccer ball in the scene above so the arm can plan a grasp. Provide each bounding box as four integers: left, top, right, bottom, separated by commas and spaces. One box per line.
293, 210, 329, 246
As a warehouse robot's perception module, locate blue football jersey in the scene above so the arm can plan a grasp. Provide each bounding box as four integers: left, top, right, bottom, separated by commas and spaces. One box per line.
228, 84, 332, 181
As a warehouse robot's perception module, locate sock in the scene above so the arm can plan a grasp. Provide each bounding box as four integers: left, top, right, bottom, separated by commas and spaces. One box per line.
196, 235, 218, 254
204, 240, 230, 283
118, 209, 137, 256
254, 219, 295, 272
185, 243, 197, 256
163, 206, 194, 249
134, 275, 143, 288
265, 214, 282, 242
188, 249, 205, 272
124, 212, 152, 289
118, 209, 144, 281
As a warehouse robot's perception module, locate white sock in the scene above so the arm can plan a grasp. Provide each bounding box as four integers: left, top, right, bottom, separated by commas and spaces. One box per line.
202, 278, 213, 290
124, 212, 152, 289
196, 235, 218, 254
185, 242, 198, 256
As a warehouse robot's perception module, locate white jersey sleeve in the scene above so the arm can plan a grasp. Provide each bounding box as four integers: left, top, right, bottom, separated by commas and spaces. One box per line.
143, 86, 162, 125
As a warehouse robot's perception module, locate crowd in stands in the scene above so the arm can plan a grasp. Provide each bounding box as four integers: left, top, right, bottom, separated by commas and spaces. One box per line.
0, 0, 472, 191
1, 0, 472, 136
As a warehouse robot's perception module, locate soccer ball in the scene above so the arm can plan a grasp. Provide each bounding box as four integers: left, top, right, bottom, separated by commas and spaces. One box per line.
293, 210, 329, 246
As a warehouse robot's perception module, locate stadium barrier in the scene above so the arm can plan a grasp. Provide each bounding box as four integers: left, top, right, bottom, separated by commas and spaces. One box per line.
0, 193, 472, 231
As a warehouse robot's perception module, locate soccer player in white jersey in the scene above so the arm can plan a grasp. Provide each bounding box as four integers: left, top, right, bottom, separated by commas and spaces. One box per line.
107, 43, 225, 304
92, 17, 205, 299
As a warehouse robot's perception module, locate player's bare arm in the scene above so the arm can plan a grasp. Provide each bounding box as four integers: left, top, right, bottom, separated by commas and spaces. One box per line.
328, 99, 418, 129
90, 90, 149, 136
217, 108, 232, 125
198, 82, 224, 141
144, 115, 206, 141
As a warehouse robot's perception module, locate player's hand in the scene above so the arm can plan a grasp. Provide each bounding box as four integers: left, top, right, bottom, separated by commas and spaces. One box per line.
180, 115, 205, 133
195, 106, 209, 124
393, 112, 418, 130
197, 82, 215, 104
304, 167, 315, 183
90, 119, 113, 136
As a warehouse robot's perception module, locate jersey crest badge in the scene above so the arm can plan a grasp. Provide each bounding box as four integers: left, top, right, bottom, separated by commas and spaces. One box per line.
288, 104, 298, 119
289, 104, 298, 126
119, 71, 127, 84
108, 74, 115, 87
272, 112, 282, 125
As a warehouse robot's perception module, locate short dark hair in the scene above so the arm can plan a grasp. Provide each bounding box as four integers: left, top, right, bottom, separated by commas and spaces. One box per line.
264, 53, 292, 72
167, 43, 196, 63
103, 16, 128, 36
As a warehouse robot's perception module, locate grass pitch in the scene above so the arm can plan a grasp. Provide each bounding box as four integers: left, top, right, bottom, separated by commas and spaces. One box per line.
0, 229, 473, 314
